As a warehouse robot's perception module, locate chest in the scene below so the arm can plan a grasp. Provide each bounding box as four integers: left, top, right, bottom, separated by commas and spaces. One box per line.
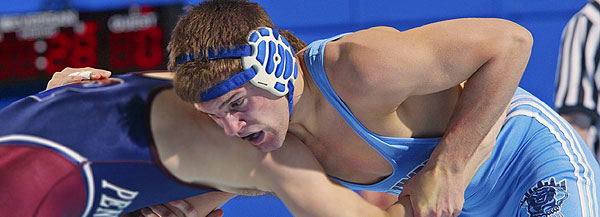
295, 87, 460, 185
298, 103, 394, 185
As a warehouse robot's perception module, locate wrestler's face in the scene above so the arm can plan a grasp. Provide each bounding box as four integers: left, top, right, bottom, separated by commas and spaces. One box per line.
194, 83, 290, 152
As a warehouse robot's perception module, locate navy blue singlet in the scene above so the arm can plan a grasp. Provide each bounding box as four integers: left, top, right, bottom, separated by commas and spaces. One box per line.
0, 73, 213, 216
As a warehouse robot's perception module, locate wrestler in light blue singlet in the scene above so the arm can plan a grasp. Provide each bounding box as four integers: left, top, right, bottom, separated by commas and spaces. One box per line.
304, 33, 600, 217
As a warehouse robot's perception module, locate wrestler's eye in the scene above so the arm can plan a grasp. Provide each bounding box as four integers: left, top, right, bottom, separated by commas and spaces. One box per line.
207, 113, 218, 120
230, 98, 245, 110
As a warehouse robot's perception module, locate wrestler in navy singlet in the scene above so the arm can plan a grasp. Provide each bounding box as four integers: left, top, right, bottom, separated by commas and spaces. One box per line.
304, 33, 600, 216
0, 73, 213, 217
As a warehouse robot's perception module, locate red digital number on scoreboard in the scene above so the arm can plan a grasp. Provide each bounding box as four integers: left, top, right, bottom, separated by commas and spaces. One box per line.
0, 34, 36, 81
109, 26, 163, 70
0, 5, 174, 83
45, 21, 99, 76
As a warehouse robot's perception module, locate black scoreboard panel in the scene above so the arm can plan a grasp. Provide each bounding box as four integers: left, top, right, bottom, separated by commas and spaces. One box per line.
0, 4, 182, 84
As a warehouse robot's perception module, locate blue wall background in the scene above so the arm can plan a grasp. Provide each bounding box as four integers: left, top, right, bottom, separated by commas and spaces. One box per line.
0, 0, 590, 216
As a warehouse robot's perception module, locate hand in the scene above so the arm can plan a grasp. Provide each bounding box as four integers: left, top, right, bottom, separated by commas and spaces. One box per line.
397, 103, 507, 217
398, 163, 466, 217
139, 200, 225, 217
46, 67, 111, 90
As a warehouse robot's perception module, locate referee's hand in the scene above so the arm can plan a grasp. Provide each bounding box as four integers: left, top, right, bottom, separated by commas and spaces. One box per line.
46, 67, 111, 90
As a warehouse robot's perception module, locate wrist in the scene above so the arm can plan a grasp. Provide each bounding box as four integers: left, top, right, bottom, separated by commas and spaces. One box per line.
428, 145, 468, 173
427, 155, 467, 175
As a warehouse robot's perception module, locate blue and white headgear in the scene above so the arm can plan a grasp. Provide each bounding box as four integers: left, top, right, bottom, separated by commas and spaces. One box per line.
175, 27, 298, 116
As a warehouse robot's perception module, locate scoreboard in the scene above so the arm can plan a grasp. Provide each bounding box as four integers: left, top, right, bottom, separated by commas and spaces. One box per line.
0, 4, 181, 84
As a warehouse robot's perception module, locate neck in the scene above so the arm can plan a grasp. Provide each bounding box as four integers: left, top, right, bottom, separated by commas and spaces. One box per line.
289, 52, 316, 127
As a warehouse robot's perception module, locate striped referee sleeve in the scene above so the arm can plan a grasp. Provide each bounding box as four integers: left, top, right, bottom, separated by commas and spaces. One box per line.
555, 0, 600, 160
555, 0, 600, 123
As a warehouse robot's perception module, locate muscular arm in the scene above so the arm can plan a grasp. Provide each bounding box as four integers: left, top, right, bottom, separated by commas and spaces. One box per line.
152, 90, 413, 217
326, 18, 533, 215
329, 18, 532, 169
419, 18, 532, 179
46, 69, 409, 217
46, 66, 412, 216
255, 134, 413, 217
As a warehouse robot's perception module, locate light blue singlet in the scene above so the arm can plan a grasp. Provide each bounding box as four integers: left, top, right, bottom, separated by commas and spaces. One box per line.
304, 33, 600, 217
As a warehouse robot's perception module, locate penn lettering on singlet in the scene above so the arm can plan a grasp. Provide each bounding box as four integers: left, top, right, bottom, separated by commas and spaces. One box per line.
93, 180, 139, 216
0, 72, 214, 216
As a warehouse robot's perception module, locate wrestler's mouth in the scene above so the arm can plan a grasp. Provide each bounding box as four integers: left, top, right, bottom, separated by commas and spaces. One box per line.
241, 131, 260, 140
242, 131, 265, 147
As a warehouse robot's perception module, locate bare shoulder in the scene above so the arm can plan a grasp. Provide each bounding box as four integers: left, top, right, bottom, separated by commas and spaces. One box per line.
142, 72, 174, 80
321, 26, 412, 111
319, 18, 531, 112
323, 26, 399, 65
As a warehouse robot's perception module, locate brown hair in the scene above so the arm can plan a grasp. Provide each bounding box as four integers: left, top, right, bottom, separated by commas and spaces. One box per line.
167, 0, 306, 102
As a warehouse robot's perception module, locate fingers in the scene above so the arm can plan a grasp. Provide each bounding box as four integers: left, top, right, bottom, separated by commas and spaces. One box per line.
411, 203, 461, 217
90, 69, 111, 79
206, 209, 224, 217
168, 200, 199, 217
65, 67, 111, 80
138, 199, 208, 217
68, 71, 92, 80
64, 75, 84, 84
140, 205, 178, 217
140, 207, 159, 217
46, 67, 112, 90
47, 75, 83, 90
398, 190, 409, 199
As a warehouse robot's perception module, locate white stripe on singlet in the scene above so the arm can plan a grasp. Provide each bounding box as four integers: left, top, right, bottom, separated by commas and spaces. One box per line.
511, 95, 598, 216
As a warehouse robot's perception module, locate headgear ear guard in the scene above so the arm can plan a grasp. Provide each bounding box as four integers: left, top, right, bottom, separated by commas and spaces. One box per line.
175, 27, 298, 117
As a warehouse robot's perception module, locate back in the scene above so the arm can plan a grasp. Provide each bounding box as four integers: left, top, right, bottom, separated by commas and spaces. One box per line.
0, 73, 212, 216
0, 73, 163, 161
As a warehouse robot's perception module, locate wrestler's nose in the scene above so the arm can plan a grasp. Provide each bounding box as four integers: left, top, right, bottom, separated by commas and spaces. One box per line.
221, 114, 244, 137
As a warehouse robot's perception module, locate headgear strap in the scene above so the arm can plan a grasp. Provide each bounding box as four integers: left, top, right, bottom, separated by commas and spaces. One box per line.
175, 27, 298, 117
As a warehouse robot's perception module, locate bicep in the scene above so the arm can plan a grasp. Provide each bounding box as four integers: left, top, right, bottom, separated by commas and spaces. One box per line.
330, 18, 531, 103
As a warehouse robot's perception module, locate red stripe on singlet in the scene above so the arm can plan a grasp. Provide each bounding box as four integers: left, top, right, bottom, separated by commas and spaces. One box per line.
0, 145, 87, 217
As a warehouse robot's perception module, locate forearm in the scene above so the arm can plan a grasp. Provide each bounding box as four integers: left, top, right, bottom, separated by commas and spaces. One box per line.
259, 135, 411, 217
273, 179, 411, 217
430, 25, 533, 172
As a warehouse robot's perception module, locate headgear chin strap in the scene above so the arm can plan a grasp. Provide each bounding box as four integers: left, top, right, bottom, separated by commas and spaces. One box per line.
175, 27, 298, 117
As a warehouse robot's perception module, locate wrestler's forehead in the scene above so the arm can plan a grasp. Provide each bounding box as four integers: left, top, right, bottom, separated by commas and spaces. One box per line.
195, 86, 247, 112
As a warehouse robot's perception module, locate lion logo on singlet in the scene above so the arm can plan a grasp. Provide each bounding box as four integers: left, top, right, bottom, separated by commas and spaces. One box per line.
520, 177, 568, 217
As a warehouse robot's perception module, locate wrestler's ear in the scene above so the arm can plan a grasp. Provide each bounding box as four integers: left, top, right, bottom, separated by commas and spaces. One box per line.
194, 103, 203, 111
